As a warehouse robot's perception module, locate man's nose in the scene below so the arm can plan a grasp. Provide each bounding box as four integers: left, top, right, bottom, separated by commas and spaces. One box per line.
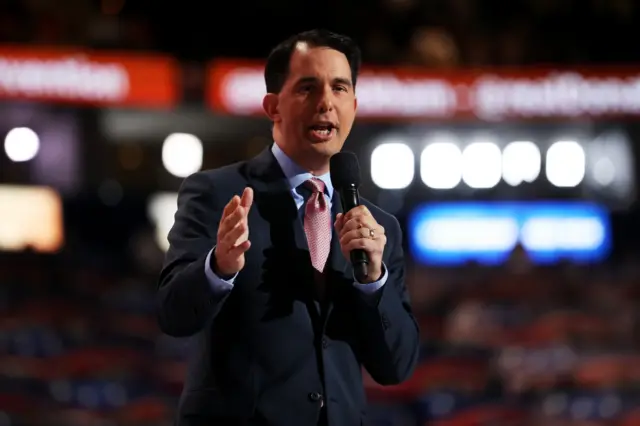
316, 87, 334, 113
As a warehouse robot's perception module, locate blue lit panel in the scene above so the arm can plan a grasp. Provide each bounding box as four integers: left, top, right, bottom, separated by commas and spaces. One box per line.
408, 202, 611, 265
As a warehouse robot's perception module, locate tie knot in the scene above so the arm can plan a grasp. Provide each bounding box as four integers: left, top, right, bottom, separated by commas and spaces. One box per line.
305, 177, 325, 194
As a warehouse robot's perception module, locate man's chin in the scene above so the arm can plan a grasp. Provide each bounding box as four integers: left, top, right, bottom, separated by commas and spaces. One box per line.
308, 139, 339, 156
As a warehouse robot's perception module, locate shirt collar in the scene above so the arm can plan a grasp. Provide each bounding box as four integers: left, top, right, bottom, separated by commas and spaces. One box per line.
271, 142, 334, 198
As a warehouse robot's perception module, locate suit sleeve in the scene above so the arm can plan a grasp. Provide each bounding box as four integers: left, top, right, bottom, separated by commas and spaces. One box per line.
352, 216, 420, 385
156, 172, 230, 337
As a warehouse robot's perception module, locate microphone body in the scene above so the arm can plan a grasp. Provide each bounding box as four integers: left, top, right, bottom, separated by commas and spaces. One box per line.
337, 183, 370, 282
330, 152, 370, 282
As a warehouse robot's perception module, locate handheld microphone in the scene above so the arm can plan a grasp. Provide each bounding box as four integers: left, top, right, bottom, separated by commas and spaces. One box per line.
330, 152, 369, 282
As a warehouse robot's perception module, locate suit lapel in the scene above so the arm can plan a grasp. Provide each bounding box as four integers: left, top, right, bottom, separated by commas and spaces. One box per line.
328, 191, 349, 277
246, 147, 309, 256
321, 191, 351, 328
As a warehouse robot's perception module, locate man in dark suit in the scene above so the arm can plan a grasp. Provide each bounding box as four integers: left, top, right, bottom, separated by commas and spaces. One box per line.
157, 29, 420, 426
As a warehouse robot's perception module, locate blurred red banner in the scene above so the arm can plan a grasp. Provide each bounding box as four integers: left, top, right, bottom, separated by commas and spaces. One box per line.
207, 60, 640, 121
0, 45, 179, 108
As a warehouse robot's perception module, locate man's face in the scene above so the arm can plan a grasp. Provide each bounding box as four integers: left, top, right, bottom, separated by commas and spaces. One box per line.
265, 43, 357, 170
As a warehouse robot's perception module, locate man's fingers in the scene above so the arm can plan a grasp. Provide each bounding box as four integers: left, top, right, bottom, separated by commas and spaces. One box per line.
340, 228, 372, 246
227, 240, 251, 258
343, 205, 371, 221
215, 192, 253, 275
334, 213, 344, 233
240, 187, 254, 209
221, 221, 247, 249
343, 237, 374, 252
227, 205, 245, 225
341, 215, 377, 234
342, 235, 386, 253
340, 228, 374, 248
219, 189, 252, 238
222, 195, 240, 220
218, 205, 246, 238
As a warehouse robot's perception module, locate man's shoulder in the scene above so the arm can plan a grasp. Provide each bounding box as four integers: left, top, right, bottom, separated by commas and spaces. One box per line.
184, 160, 251, 198
194, 159, 252, 184
199, 159, 250, 181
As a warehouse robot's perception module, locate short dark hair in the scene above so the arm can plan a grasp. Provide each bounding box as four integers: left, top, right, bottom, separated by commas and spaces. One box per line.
264, 29, 361, 94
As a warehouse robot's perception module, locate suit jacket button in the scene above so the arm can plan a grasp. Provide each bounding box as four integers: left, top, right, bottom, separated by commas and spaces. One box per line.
308, 392, 322, 402
321, 337, 329, 349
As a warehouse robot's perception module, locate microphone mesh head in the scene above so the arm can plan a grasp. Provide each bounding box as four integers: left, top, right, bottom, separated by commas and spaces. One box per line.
330, 152, 361, 189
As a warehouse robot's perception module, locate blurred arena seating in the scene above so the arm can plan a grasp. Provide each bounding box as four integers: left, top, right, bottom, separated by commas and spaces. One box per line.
1, 251, 639, 425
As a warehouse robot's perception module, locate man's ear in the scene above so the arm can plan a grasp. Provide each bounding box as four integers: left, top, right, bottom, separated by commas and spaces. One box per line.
262, 93, 281, 122
354, 96, 358, 113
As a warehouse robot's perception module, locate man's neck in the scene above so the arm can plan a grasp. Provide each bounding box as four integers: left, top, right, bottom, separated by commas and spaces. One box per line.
275, 142, 329, 176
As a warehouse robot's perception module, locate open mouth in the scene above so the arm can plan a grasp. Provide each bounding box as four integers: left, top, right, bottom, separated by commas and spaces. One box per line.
308, 123, 337, 142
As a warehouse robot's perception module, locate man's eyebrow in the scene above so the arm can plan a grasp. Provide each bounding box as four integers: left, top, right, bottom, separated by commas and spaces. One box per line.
333, 77, 353, 87
295, 76, 353, 87
294, 76, 317, 86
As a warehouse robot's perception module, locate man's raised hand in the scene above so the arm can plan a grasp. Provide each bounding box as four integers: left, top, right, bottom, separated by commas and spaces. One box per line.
213, 187, 253, 277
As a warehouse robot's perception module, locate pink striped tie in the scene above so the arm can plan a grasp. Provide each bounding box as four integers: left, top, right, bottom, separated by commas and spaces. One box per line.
303, 178, 332, 273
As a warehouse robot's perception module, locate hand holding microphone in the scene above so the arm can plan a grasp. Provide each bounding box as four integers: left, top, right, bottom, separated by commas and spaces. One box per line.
331, 152, 386, 283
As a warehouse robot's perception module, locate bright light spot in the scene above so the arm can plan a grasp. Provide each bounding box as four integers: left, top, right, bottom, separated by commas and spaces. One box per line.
502, 141, 541, 186
593, 157, 616, 186
417, 217, 519, 251
370, 142, 414, 189
4, 127, 40, 162
521, 217, 605, 251
462, 142, 502, 188
147, 192, 178, 251
587, 131, 634, 200
420, 142, 462, 189
546, 141, 585, 187
162, 133, 203, 178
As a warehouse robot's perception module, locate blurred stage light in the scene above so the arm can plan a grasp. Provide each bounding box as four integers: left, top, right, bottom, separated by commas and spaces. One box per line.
370, 142, 414, 189
585, 131, 634, 204
161, 133, 203, 178
462, 141, 502, 189
546, 141, 585, 187
520, 216, 606, 253
0, 185, 64, 253
502, 141, 541, 186
420, 141, 462, 189
592, 158, 616, 187
370, 132, 620, 194
147, 192, 178, 252
409, 201, 610, 265
4, 127, 40, 162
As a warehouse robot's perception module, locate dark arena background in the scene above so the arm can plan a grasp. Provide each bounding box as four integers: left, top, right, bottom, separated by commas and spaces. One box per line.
1, 0, 640, 425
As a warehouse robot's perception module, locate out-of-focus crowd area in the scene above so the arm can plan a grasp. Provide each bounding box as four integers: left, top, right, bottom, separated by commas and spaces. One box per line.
2, 249, 640, 425
1, 0, 640, 425
0, 0, 638, 65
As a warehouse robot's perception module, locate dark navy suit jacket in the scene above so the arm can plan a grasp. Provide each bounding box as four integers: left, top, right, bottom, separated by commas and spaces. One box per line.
157, 147, 420, 426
